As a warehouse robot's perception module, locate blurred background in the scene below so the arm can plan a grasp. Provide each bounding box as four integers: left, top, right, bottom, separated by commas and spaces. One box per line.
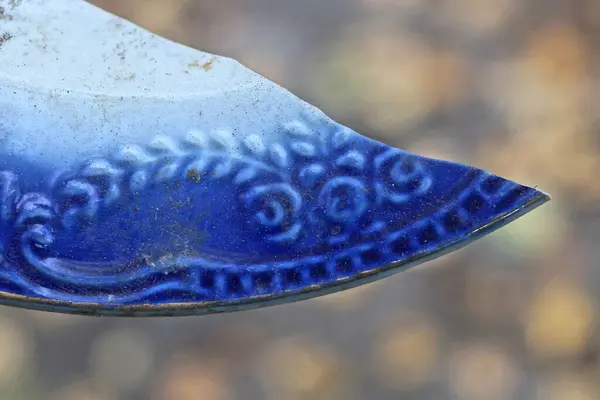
0, 0, 596, 398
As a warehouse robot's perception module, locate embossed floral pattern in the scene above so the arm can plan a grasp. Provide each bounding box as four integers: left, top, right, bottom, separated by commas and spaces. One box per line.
47, 117, 436, 247
374, 149, 432, 205
318, 177, 368, 222
243, 183, 303, 244
0, 116, 545, 313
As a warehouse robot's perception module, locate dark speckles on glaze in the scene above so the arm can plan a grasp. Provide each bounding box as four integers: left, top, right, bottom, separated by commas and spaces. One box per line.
0, 0, 550, 316
0, 32, 12, 47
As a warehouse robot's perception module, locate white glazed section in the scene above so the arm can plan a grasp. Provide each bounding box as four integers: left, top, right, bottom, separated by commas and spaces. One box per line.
0, 0, 321, 170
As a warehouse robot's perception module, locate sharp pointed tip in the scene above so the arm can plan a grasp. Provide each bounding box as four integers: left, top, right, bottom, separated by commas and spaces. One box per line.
537, 188, 552, 202
539, 191, 552, 203
527, 184, 552, 207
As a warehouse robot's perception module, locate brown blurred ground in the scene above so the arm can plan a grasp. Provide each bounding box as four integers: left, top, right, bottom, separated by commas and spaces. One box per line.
1, 1, 598, 399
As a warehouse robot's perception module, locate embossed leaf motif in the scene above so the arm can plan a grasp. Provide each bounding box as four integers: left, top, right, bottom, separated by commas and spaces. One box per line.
79, 160, 124, 207
129, 170, 149, 192
81, 159, 121, 178
290, 142, 317, 157
117, 145, 154, 165
149, 135, 180, 154
243, 135, 266, 155
0, 0, 551, 319
332, 127, 352, 149
184, 130, 209, 148
270, 144, 289, 167
336, 151, 365, 171
235, 168, 258, 184
212, 129, 236, 150
155, 163, 180, 182
186, 158, 209, 176
213, 160, 233, 178
285, 120, 314, 137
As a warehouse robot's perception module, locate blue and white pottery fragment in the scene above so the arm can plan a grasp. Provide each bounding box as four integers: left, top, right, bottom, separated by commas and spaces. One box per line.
0, 0, 550, 316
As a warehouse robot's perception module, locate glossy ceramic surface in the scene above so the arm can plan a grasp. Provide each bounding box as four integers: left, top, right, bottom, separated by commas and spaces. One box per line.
0, 0, 550, 316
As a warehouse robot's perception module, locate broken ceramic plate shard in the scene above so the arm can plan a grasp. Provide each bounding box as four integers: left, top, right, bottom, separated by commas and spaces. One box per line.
0, 0, 550, 316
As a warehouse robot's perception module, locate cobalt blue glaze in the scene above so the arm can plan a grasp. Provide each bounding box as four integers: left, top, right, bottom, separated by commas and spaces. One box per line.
0, 0, 550, 316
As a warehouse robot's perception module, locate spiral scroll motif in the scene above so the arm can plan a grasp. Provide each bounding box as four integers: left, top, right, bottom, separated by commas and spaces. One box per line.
243, 183, 303, 244
0, 172, 56, 269
0, 112, 548, 315
319, 177, 368, 223
374, 149, 432, 205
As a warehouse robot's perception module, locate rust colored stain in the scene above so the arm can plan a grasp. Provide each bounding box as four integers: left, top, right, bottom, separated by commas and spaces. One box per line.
186, 168, 201, 183
202, 57, 216, 71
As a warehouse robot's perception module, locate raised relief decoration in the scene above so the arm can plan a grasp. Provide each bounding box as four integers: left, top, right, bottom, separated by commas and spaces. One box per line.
0, 0, 550, 316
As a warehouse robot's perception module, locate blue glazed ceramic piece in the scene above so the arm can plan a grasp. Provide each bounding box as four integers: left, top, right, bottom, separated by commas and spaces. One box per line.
0, 0, 550, 316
